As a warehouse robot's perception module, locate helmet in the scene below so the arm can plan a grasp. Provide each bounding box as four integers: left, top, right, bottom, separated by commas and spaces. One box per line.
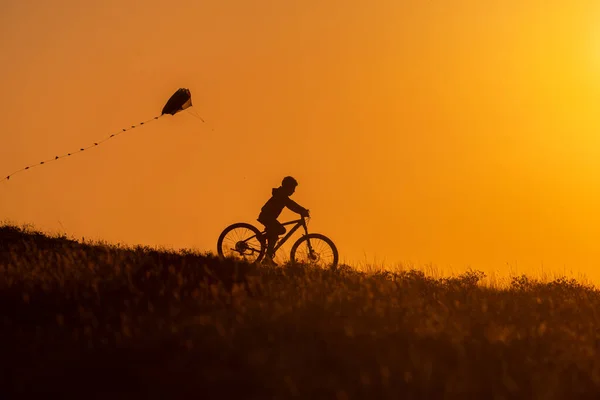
282, 176, 298, 187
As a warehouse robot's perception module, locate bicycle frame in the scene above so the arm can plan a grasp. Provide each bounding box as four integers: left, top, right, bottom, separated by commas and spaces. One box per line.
270, 217, 309, 253
235, 217, 311, 257
219, 215, 337, 268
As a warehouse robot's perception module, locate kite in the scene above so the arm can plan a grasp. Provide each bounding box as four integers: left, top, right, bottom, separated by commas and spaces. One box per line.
2, 88, 197, 183
161, 88, 192, 115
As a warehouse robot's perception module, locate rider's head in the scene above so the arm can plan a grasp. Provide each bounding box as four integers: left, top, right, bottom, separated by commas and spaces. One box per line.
281, 176, 298, 196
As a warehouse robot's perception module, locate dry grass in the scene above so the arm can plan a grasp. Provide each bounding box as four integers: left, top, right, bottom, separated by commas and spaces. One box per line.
2, 224, 600, 399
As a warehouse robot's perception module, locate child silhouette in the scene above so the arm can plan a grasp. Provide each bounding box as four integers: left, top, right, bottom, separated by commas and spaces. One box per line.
258, 176, 309, 264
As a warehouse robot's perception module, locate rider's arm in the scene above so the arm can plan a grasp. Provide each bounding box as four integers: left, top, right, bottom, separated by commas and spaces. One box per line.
285, 198, 309, 216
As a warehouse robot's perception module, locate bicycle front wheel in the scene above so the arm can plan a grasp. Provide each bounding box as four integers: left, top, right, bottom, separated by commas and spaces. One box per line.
217, 223, 266, 263
290, 233, 339, 271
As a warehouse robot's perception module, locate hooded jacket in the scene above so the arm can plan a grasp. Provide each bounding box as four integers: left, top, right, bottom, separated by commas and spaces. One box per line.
258, 187, 307, 221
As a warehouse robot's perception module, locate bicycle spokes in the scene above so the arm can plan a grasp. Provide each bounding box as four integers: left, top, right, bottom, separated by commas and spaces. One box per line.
294, 236, 336, 269
222, 227, 263, 262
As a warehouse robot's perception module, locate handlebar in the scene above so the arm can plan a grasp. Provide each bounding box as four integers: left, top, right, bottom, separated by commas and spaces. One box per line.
301, 210, 311, 224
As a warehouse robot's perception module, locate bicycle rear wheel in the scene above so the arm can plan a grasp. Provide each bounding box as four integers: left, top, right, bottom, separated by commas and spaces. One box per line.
290, 233, 338, 271
217, 223, 266, 263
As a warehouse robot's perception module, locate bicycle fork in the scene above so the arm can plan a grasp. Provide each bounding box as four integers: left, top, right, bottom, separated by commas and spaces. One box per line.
301, 222, 318, 261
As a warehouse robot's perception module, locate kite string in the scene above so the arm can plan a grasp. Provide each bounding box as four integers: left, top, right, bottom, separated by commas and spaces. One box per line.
185, 108, 217, 133
1, 115, 163, 183
185, 108, 205, 122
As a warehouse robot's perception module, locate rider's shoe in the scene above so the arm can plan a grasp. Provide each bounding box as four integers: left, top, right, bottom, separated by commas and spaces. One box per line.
262, 255, 278, 267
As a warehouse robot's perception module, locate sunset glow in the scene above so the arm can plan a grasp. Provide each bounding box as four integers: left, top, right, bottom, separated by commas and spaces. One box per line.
2, 0, 600, 279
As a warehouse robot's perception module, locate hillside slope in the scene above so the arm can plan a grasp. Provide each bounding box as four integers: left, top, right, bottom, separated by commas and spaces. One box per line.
1, 225, 600, 399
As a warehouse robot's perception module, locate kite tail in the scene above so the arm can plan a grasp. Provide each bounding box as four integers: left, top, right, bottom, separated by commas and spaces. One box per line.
1, 115, 163, 183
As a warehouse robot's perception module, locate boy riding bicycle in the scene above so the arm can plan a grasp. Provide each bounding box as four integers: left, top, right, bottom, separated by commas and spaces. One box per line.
258, 176, 309, 264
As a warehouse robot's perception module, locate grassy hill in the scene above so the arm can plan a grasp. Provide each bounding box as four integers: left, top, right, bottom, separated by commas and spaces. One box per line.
1, 224, 600, 399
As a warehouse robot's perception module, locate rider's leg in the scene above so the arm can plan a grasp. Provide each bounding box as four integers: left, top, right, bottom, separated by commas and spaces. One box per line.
266, 234, 277, 258
265, 221, 286, 259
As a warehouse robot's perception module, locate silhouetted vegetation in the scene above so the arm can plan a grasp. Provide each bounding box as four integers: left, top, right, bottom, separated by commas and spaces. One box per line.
1, 224, 600, 399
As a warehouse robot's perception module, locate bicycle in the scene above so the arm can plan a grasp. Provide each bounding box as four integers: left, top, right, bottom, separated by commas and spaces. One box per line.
217, 215, 339, 270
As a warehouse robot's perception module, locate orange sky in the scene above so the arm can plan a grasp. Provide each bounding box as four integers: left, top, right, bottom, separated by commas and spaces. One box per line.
2, 0, 600, 279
